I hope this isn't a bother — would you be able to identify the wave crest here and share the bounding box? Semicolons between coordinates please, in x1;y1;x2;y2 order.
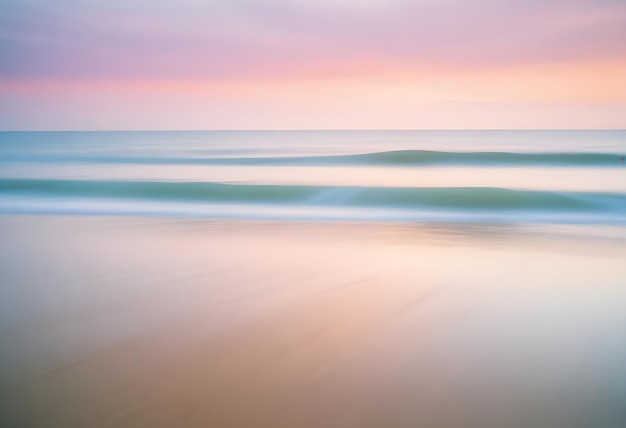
1;179;624;214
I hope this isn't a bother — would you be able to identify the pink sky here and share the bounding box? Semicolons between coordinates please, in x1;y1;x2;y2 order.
1;0;625;130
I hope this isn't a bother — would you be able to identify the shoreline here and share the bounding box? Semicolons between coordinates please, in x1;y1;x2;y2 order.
1;214;625;427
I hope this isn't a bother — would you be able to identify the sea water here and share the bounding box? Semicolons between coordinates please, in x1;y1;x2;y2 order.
0;130;625;224
0;130;625;428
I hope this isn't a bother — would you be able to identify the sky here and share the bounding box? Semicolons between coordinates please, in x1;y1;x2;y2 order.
1;0;625;130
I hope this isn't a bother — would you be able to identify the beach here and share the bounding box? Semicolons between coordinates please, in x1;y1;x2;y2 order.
1;214;625;428
4;0;626;423
1;130;625;427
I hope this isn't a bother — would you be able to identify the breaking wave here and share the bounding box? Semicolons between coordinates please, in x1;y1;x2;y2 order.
1;179;624;214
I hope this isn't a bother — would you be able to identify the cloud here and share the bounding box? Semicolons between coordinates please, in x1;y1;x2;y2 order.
1;0;625;80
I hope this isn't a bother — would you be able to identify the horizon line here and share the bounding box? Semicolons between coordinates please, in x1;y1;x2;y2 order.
2;128;625;133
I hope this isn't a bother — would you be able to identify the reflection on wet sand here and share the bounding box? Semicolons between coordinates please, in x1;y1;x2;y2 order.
1;216;625;428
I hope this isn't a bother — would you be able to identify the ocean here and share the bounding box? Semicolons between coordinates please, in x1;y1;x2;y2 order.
1;130;625;428
1;130;625;223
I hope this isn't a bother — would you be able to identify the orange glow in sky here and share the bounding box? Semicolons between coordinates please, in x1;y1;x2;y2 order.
1;0;625;130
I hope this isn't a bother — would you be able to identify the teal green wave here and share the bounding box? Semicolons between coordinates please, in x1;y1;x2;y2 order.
2;150;624;167
1;179;624;213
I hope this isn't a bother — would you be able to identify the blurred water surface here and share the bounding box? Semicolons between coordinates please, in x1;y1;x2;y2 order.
0;130;625;427
0;130;625;223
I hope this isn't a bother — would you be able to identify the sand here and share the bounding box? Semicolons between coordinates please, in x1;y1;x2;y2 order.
1;215;625;428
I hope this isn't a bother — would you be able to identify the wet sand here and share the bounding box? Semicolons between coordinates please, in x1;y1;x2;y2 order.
1;216;625;428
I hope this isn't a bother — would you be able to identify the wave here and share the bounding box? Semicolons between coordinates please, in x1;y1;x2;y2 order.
1;179;624;214
4;150;624;167
327;150;626;167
